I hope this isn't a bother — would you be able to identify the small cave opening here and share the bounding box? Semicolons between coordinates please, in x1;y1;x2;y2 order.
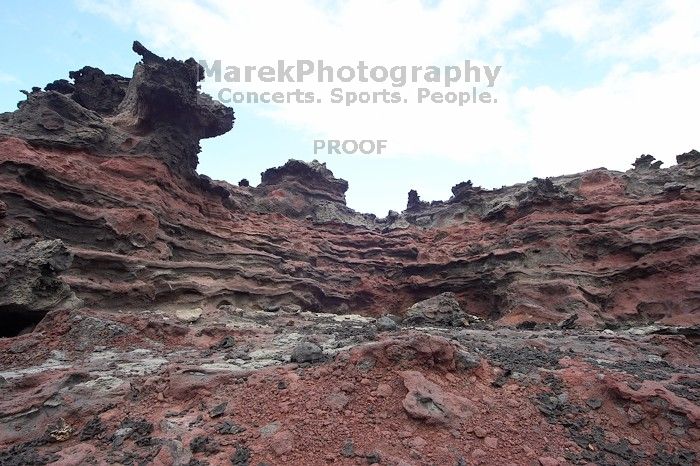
0;305;48;338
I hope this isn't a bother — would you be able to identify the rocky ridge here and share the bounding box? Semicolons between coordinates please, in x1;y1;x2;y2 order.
1;43;698;328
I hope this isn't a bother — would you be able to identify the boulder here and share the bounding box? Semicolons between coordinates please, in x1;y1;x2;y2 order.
375;316;398;332
175;308;202;323
290;341;324;363
403;292;466;327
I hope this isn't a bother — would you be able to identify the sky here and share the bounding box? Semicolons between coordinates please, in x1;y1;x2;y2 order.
1;0;698;215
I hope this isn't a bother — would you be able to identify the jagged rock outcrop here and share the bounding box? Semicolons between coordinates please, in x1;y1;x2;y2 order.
0;42;698;329
214;159;380;225
115;41;234;174
677;149;700;166
259;159;348;203
450;180;480;202
406;189;429;211
67;66;129;115
0;41;233;178
633;154;664;170
253;159;350;218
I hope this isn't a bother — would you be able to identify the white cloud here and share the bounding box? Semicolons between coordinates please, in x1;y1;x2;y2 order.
595;1;700;66
76;0;700;182
515;63;700;173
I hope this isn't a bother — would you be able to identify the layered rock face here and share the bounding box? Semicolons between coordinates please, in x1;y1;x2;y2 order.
0;42;699;466
0;43;699;329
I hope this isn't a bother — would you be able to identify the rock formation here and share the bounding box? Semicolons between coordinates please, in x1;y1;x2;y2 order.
1;42;699;328
0;41;232;179
0;42;698;465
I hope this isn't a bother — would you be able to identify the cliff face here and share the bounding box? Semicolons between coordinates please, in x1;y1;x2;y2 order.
1;43;699;466
0;42;699;330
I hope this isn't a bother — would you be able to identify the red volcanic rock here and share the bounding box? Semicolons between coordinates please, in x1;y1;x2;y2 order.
0;306;697;465
0;131;698;329
347;333;478;372
0;45;698;329
605;376;700;425
259;158;348;204
0;42;699;466
0;40;698;337
400;370;476;425
270;430;295;456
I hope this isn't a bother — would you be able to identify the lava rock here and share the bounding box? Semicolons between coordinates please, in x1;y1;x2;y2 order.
219;421;246;435
406;189;428;210
190;435;219;454
517;321;537;330
559;314;579;330
290;342;324;363
341;440;355;458
209;402;227;418
676;149;700;165
586;398;603;410
80;417;104;441
403;292;467;327
231;444;251;466
633;154;663;170
376;316;398;332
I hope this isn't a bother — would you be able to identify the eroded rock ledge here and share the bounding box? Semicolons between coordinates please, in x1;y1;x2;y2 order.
0;43;698;329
